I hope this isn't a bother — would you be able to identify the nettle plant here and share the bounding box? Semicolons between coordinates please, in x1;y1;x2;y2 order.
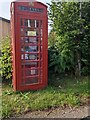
0;36;12;81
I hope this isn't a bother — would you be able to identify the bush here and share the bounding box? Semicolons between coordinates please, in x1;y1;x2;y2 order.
48;36;75;75
0;36;12;81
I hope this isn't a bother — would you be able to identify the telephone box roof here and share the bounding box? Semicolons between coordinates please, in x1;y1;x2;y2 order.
11;0;47;7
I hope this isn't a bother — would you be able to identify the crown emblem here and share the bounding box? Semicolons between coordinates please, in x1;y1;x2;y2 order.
29;2;34;6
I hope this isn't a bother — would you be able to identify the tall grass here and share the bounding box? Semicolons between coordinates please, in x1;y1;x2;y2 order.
2;76;89;118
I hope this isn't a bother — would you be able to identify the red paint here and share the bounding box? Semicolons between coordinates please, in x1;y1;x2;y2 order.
10;1;48;91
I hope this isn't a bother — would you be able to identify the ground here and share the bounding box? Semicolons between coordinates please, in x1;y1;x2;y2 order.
18;105;89;119
2;76;90;119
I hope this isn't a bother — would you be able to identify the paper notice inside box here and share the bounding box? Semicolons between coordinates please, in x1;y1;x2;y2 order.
27;31;36;36
31;69;35;75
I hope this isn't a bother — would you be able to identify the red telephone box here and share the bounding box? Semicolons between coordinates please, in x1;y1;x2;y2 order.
10;0;48;91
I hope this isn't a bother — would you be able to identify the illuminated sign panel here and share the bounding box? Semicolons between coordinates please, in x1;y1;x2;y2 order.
19;6;43;13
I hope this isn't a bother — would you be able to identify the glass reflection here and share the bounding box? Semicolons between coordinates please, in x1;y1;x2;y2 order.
21;46;38;52
21;37;38;44
24;19;28;26
24;19;40;28
25;54;38;60
26;69;38;76
21;28;24;36
26;77;38;84
29;37;38;44
21;54;24;59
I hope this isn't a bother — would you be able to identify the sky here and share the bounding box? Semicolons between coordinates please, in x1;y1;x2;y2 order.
0;0;51;20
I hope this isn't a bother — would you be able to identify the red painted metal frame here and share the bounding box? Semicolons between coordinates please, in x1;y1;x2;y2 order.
10;1;48;91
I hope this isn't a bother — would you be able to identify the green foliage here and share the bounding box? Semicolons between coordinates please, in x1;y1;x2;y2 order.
0;36;12;81
2;76;89;118
48;32;75;74
48;1;90;75
48;31;62;73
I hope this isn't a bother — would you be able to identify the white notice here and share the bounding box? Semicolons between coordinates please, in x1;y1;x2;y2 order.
31;70;35;75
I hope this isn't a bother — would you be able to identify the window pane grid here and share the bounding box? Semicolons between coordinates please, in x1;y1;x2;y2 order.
20;18;43;85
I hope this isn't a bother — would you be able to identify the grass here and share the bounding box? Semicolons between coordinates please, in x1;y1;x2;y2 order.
2;75;90;118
